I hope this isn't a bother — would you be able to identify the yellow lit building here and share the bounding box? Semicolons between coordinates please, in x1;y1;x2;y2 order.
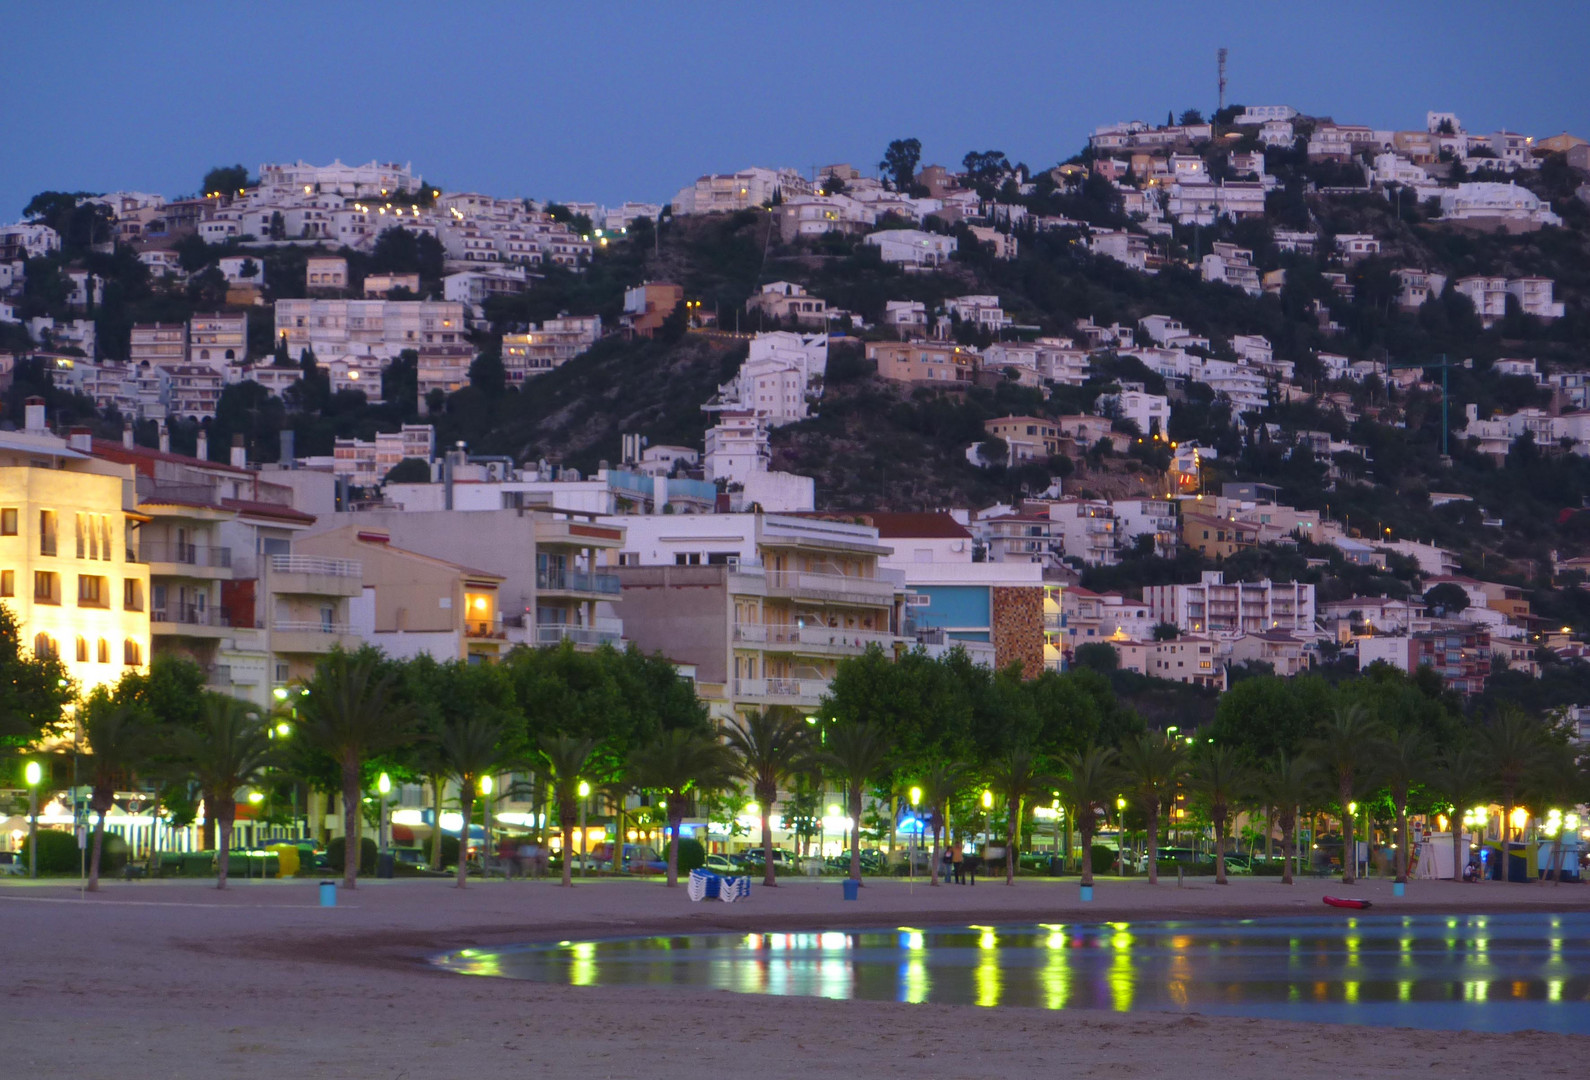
0;403;150;692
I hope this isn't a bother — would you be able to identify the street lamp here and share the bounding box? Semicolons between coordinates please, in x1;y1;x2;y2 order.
479;774;494;876
25;760;42;879
1115;796;1127;875
377;772;392;855
908;786;921;882
577;780;591;877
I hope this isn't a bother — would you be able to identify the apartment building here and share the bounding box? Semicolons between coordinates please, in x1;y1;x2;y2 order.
1181;510;1258;559
0;405;151;693
1097;383;1170;437
330;424;436;487
297;525;507;664
1052;499;1119;566
188;312;247;369
163;365;226;420
316;509;625;650
745;281;829;327
620;281;683;338
1228;631;1310;676
1146;570;1316;637
866;341;978;385
1062;587;1153;661
1358;627;1491;694
608;513;907;717
501;315;601;384
273;298;466;360
1111;498;1178;558
864;229;957;268
130;323;187;369
1143;636;1226;690
672;167;810;215
984;416;1060;462
305;256;349;290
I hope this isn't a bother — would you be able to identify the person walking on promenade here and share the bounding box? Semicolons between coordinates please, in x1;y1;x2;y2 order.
952;840;965;884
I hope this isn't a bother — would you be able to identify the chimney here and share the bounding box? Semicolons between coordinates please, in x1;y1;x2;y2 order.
230;434;247;469
279;428;295;466
122;421;135;449
158;421;170;453
196;430;208;462
68;426;93;453
23;397;46;433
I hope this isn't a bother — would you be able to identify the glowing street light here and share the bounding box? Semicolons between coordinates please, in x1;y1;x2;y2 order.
377;773;392;854
577;780;591;877
25;760;42;879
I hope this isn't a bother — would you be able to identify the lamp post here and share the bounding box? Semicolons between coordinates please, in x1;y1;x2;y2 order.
25;760;42;879
377;772;391;855
1116;796;1127;875
908;785;921;883
479;774;494;877
577;780;590;878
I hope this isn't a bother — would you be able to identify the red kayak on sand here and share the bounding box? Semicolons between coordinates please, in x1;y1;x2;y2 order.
1323;896;1373;909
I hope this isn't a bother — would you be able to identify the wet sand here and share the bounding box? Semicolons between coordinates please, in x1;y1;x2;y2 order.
3;873;1586;1078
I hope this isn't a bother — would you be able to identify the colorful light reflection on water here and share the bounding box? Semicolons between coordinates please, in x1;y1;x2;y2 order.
434;913;1590;1033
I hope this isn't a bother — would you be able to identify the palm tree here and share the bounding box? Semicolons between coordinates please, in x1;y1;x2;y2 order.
1307;703;1385;885
1478;706;1547;881
984;748;1056;885
628;729;736;886
598;776;637;876
171;695;277;890
817;722;892;884
436;716;509;888
296;651;417;889
918;763;967;887
1117;732;1188;884
1055;745;1118;887
1257;752;1316;885
1190;744;1248;885
722;708;815;887
539;734;597;887
78;693;150;892
1427;744;1491;882
1382;728;1431;887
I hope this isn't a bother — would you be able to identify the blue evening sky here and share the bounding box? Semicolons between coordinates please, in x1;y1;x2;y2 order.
5;1;1587;218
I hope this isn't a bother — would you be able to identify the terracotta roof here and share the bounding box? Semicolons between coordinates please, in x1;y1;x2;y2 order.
91;439;251;477
222;497;316;524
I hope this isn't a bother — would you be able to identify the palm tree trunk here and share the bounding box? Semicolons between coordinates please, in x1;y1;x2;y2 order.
1146;807;1160;884
1079;823;1095;887
760;809;776;887
455;788;474;888
1340;783;1356;886
1395;800;1409;885
562;808;575;887
1451;824;1464;883
218;814;232;890
87;808;107;892
1004;800;1017;886
665;811;682;886
341;757;360;890
929;819;942;887
1281;816;1295;885
1499;799;1513;883
429;776;445;871
848;788;861;883
1214;808;1228;885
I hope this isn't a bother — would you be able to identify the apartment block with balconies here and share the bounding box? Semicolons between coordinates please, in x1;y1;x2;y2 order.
609;513;905;717
1146;570;1316;639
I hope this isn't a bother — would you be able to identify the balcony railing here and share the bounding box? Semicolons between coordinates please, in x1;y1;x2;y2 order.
732;623;895;651
534;624;623;648
142;541;232;569
270;555;361;577
466;616;506;639
732;677;826;706
272;620;353;634
152;605;228;627
536;569;622;595
753;569;896;604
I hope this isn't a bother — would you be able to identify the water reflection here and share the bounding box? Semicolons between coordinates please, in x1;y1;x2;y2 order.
433;913;1590;1034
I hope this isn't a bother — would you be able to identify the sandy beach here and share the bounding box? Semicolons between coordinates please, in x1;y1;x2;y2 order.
3;873;1586;1079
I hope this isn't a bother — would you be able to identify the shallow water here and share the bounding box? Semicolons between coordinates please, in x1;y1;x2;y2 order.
434;912;1590;1033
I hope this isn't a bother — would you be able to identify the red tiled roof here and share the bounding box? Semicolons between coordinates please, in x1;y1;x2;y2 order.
91;439;251;477
222;497;316;524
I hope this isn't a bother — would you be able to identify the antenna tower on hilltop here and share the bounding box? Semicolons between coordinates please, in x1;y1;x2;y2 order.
1217;47;1228;112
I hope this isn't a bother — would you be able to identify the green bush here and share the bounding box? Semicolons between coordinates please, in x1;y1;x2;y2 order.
21;829;83;874
327;836;378;874
1090;845;1116;875
676;838;706;874
440;834;460;868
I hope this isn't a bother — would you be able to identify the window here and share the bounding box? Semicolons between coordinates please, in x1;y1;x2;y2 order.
123;638;141;666
0;570;10;597
39;510;56;556
124;579;144;611
34;633;57;659
34;571;59;604
97;638;109;664
76;636;88;662
78;575;106;607
76;513;86;558
674;552;701;566
1;508;15;535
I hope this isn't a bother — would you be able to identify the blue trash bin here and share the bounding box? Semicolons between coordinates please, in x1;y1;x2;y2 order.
319;880;337;907
842;878;859;901
1079;884;1093;902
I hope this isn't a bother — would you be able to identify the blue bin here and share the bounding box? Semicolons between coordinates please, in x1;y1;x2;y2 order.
842;879;859;901
1079;884;1093;902
319;880;337;907
1392;881;1406;897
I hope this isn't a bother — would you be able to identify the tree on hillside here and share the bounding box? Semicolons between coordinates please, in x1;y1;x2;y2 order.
384;457;431;484
880;138;922;192
202;165;250;196
1423;582;1469;615
1179;109;1205;126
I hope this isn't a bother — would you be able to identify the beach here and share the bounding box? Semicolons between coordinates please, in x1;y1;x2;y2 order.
3;873;1586;1079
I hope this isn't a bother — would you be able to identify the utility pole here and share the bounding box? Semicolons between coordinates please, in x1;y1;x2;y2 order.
1388;353;1460;458
1217;48;1228;113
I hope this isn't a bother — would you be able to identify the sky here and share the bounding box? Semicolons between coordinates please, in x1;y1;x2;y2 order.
5;1;1589;219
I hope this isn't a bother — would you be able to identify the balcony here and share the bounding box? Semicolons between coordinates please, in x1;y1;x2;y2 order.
465;616;507;640
269;555;363;598
536;568;622;597
534;624;623;649
143;541;232;579
1042;611;1064;631
731;677;826;708
753;569;896;607
151;605;231;637
732;623;896;656
271;620;361;655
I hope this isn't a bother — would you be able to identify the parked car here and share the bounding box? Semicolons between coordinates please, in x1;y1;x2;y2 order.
0;851;25;876
703;855;738;874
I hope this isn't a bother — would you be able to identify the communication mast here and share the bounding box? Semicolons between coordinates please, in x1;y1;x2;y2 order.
1217;47;1228;112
